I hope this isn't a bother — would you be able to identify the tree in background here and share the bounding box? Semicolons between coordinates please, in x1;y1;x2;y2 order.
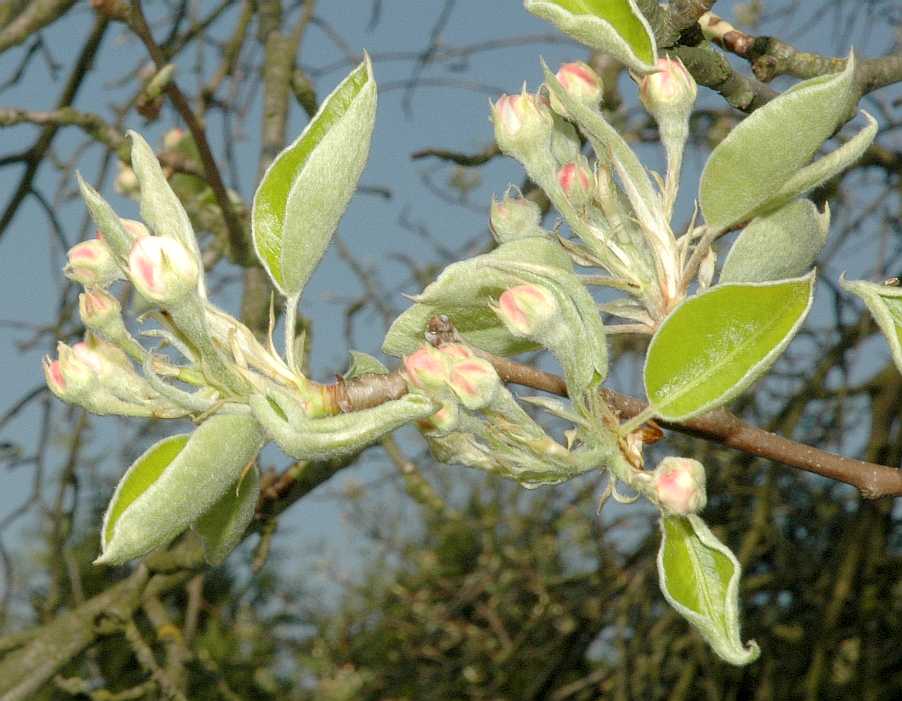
1;1;902;699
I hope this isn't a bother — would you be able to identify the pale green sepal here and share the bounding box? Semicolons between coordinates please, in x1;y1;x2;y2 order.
720;199;829;284
658;515;760;665
252;55;376;297
97;414;265;565
645;272;815;421
382;237;571;357
194;465;260;565
840;276;902;377
525;0;656;73
343;351;389;379
542;60;658;220
127;131;204;292
761;112;877;216
699;55;858;231
249;387;435;461
75;172;133;264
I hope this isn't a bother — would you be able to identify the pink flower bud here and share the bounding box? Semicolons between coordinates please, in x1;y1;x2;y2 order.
489;193;542;241
79;289;121;331
438;343;474;361
64;239;121;287
557;160;594;207
549;61;603;116
43;358;68;398
418;400;460;434
491;91;553;156
447;358;500;410
47;342;98;397
127;236;199;305
640;57;697;115
403;345;451;391
653;456;707;515
496;284;559;337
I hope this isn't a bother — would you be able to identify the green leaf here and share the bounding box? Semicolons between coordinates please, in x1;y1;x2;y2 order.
101;435;189;551
841;276;902;376
76;173;133;264
700;56;858;231
525;0;656;72
343;351;389;379
763;112;877;212
645;272;814;421
252;55;377;298
128;131;203;278
194;465;260;565
720;199;829;284
98;414;265;565
658;515;760;665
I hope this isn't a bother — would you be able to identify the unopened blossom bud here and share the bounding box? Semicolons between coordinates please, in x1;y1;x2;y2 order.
403;345;451;391
127;236;199;305
557;160;594;207
490;192;543;242
438;343;474;361
163;127;186;151
65;239;121;287
79;289;121;330
496;284;559;337
417;400;460;434
653;456;707;515
491;91;554;158
47;342;98;398
447;357;500;410
549;61;603;116
639;57;697;121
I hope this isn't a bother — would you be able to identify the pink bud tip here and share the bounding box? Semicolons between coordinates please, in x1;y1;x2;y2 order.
557;162;592;199
403;346;450;390
496;284;558;337
48;359;65;391
654;457;706;515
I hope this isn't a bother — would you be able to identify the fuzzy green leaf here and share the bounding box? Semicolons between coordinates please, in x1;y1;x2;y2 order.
720;199;829;284
98;414;265;565
700;56;858;231
525;0;656;72
645;272;814;421
763;112;877;212
343;351;389;379
841;277;902;377
658;515;760;665
252;55;376;297
194;465;260;565
76;173;133;264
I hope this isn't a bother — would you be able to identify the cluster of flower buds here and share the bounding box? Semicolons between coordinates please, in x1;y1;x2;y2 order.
652;456;707;515
403;342;502;426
